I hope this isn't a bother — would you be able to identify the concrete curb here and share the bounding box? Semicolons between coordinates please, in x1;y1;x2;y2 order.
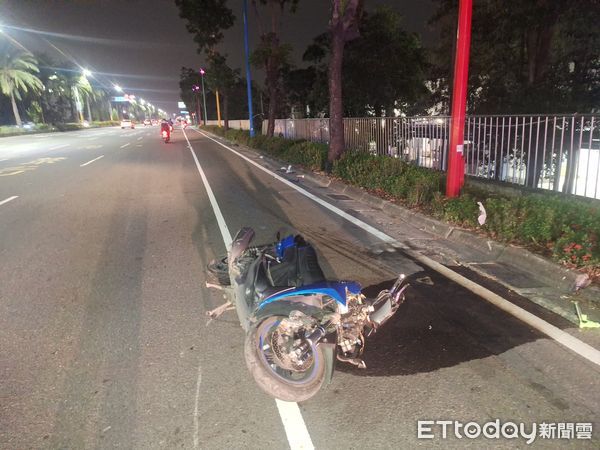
196;128;600;318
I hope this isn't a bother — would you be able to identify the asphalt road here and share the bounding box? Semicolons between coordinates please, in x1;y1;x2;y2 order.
0;126;598;449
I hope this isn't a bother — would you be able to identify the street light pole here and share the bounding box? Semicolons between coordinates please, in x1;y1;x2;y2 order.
243;0;255;137
200;69;207;126
192;85;202;125
215;90;222;127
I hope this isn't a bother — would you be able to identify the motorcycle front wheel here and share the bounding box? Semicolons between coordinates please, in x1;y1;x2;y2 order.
244;315;326;402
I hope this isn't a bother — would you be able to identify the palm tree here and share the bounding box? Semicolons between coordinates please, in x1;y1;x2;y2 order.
0;41;44;126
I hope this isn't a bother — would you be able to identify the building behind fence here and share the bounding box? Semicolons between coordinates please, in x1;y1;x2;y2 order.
205;119;250;130
263;115;600;200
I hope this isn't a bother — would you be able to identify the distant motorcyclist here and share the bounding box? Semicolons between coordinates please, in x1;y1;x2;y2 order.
160;119;171;142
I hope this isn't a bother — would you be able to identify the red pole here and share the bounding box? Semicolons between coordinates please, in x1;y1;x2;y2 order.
446;0;473;197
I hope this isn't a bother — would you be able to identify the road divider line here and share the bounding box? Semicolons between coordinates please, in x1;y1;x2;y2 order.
192;128;600;368
50;144;70;150
80;155;104;167
0;196;18;207
192;363;202;449
120;143;130;149
137;137;143;141
182;129;315;450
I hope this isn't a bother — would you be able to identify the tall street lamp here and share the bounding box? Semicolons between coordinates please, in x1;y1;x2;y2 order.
112;85;124;119
243;0;255;136
199;68;207;126
192;85;202;125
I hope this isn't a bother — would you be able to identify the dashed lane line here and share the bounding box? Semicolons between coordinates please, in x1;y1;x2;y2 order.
80;155;104;167
0;196;18;207
120;143;130;149
50;144;70;150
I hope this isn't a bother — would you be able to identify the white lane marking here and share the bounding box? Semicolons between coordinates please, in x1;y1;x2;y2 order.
0;196;18;206
80;155;104;167
50;144;70;150
120;143;130;149
275;400;315;450
192;129;600;368
0;158;10;162
183;132;232;248
88;137;99;141
192;363;202;449
137;137;143;141
183;130;314;450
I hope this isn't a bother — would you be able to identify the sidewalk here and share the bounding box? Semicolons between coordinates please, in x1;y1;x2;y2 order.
198;128;600;328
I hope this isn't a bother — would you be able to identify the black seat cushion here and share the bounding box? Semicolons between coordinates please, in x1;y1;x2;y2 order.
268;243;325;288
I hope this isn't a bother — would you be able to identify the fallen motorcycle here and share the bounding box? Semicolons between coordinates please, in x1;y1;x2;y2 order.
207;227;409;402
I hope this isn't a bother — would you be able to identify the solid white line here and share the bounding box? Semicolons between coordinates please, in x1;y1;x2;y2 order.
0;196;18;206
50;144;70;150
182;129;314;450
80;155;104;167
120;143;130;149
192;363;202;449
275;400;315;450
192;128;600;368
182;131;232;248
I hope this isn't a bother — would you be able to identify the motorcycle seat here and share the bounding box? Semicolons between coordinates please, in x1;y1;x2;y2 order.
251;237;326;304
269;242;325;287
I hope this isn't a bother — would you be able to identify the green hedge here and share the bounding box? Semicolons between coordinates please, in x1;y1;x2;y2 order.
202;125;328;171
200;125;600;270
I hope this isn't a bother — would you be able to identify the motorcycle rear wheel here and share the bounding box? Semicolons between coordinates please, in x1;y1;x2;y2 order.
244;315;326;402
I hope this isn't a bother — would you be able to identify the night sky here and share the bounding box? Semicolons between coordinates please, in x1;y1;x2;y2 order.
0;0;436;114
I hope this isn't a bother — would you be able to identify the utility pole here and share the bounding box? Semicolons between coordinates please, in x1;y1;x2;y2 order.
216;90;222;127
243;0;255;136
200;68;208;126
196;92;201;124
446;0;473;197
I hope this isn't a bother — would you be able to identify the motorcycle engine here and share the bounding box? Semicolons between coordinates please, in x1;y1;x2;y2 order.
338;292;370;359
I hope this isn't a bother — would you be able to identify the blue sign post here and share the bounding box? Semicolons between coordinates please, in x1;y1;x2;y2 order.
243;0;255;137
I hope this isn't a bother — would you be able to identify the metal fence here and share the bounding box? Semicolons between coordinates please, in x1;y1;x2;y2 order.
265;115;600;200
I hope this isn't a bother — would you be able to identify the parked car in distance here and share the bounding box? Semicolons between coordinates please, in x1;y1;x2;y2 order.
144;119;151;126
121;119;134;129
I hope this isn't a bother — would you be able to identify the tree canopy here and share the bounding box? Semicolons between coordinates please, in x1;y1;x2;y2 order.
174;0;235;53
283;7;429;118
0;40;44;126
430;0;600;114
